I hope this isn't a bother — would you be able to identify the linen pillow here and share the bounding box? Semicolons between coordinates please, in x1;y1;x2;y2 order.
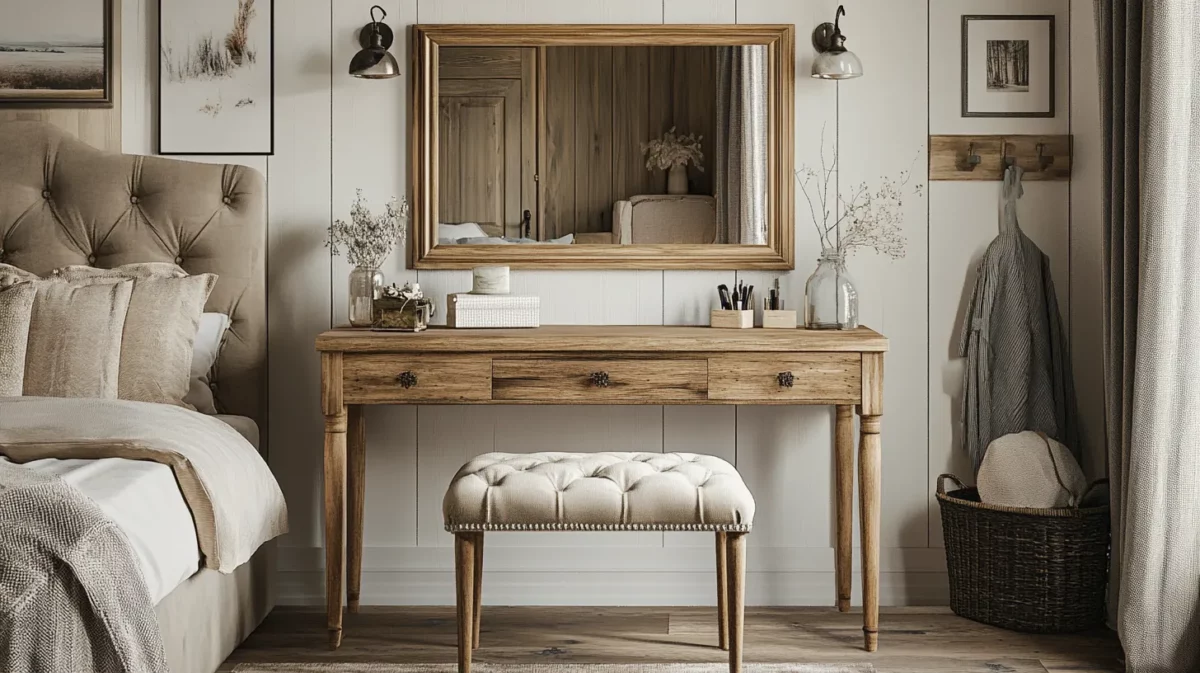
185;312;232;414
23;280;134;399
0;282;37;396
54;264;217;408
0;263;37;287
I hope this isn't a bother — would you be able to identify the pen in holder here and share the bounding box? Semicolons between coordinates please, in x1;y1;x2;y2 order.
712;281;755;328
760;278;796;329
711;309;754;329
762;309;797;329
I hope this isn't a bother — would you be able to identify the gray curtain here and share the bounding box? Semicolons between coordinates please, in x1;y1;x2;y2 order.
1097;1;1200;670
714;45;768;245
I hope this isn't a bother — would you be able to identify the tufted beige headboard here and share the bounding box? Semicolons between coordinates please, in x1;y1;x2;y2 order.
0;121;267;430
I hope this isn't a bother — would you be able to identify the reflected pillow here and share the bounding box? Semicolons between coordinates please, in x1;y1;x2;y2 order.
438;222;489;243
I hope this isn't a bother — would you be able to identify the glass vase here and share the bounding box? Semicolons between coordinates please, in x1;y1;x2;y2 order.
348;265;384;327
804;248;858;330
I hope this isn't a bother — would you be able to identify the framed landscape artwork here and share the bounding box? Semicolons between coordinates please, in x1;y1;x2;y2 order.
0;0;113;108
158;0;274;155
961;15;1055;118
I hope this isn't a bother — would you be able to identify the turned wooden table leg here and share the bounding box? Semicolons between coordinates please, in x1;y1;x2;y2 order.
858;413;881;652
858;352;883;653
716;531;729;651
322;352;347;650
346;405;366;613
834;405;855;613
323;408;347;649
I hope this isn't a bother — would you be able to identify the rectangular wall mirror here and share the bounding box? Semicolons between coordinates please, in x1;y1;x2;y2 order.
411;25;795;269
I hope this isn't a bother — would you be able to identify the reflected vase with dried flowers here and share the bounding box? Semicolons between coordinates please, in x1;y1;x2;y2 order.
642;126;704;195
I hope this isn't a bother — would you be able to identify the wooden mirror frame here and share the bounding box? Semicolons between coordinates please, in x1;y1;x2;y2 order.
410;24;795;270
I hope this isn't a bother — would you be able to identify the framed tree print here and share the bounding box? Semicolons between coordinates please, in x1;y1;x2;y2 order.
158;0;274;155
0;0;113;108
961;15;1055;118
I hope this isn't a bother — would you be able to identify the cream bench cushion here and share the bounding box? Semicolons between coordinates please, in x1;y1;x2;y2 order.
443;452;754;532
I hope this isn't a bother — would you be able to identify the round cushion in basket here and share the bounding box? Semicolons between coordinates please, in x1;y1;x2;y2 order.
977;431;1086;509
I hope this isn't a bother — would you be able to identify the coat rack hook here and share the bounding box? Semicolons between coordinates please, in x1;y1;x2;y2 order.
1001;142;1015;169
961;143;982;171
1036;143;1054;171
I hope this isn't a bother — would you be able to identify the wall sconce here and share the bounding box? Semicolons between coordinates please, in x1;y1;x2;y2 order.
811;5;863;80
349;5;400;79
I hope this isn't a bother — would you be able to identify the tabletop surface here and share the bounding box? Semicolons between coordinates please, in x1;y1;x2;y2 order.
317;325;888;353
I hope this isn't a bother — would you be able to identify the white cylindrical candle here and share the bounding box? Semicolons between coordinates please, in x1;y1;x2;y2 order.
472;265;510;294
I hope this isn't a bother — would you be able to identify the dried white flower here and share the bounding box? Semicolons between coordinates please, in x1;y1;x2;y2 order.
796;128;923;260
327;189;410;269
641;126;705;173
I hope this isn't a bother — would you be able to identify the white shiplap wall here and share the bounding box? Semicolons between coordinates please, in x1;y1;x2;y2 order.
120;0;1103;606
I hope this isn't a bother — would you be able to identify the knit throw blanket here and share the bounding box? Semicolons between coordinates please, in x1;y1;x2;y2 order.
0;461;167;673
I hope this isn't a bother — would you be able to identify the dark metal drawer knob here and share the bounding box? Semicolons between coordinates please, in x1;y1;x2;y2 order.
397;371;418;389
590;371;611;388
777;371;795;388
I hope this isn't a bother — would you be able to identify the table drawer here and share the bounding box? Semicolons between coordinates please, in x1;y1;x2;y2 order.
493;359;708;402
343;354;492;403
708;354;861;403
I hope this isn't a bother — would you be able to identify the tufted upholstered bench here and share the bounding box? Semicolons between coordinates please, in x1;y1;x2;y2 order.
443;452;756;673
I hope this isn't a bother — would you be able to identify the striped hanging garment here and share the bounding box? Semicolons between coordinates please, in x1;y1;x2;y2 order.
959;166;1078;472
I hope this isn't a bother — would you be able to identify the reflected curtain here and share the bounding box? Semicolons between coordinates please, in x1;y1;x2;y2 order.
714;46;768;245
1097;1;1200;670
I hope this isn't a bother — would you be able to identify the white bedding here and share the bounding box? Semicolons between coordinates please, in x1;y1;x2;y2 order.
0;413;262;604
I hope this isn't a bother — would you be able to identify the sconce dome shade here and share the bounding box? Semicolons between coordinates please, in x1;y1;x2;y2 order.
350;46;400;78
811;49;863;79
349;11;399;79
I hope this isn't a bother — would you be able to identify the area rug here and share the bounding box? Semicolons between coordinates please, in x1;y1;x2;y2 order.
234;664;875;672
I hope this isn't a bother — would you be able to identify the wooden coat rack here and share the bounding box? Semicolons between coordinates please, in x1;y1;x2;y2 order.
929;135;1073;181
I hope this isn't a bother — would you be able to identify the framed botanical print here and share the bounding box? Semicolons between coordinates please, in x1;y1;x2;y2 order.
158;0;274;155
0;0;113;108
961;15;1055;118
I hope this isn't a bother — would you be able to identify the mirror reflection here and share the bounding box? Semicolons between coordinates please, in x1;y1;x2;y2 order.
437;44;769;246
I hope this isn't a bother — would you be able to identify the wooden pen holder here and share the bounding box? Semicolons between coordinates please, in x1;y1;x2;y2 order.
762;309;797;329
711;309;754;329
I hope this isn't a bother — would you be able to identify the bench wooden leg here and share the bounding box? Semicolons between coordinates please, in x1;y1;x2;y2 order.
725;532;746;673
472;532;484;649
455;533;476;673
716;532;729;650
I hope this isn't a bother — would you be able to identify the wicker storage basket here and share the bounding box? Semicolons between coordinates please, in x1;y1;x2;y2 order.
936;474;1110;633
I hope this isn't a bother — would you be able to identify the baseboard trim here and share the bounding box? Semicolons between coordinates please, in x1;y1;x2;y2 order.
277;569;950;607
276;545;949;573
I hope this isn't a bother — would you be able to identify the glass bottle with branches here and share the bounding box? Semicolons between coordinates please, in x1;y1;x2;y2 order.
795;132;922;329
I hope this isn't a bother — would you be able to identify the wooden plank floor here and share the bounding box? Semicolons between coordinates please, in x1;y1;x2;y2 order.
221;607;1121;673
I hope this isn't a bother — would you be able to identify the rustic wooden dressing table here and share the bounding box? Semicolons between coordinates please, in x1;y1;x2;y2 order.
316;325;887;652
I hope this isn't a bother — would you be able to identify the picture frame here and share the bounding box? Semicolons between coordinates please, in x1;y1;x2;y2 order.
0;0;113;108
158;0;274;155
961;14;1055;119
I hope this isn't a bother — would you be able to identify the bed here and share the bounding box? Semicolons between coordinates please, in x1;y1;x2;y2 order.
0;121;274;673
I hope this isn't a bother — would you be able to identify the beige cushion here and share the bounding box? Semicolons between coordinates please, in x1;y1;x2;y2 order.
54;263;216;407
620;194;717;244
977;430;1088;508
443;452;755;532
0;283;37;395
23;279;134;398
0;263;36;287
